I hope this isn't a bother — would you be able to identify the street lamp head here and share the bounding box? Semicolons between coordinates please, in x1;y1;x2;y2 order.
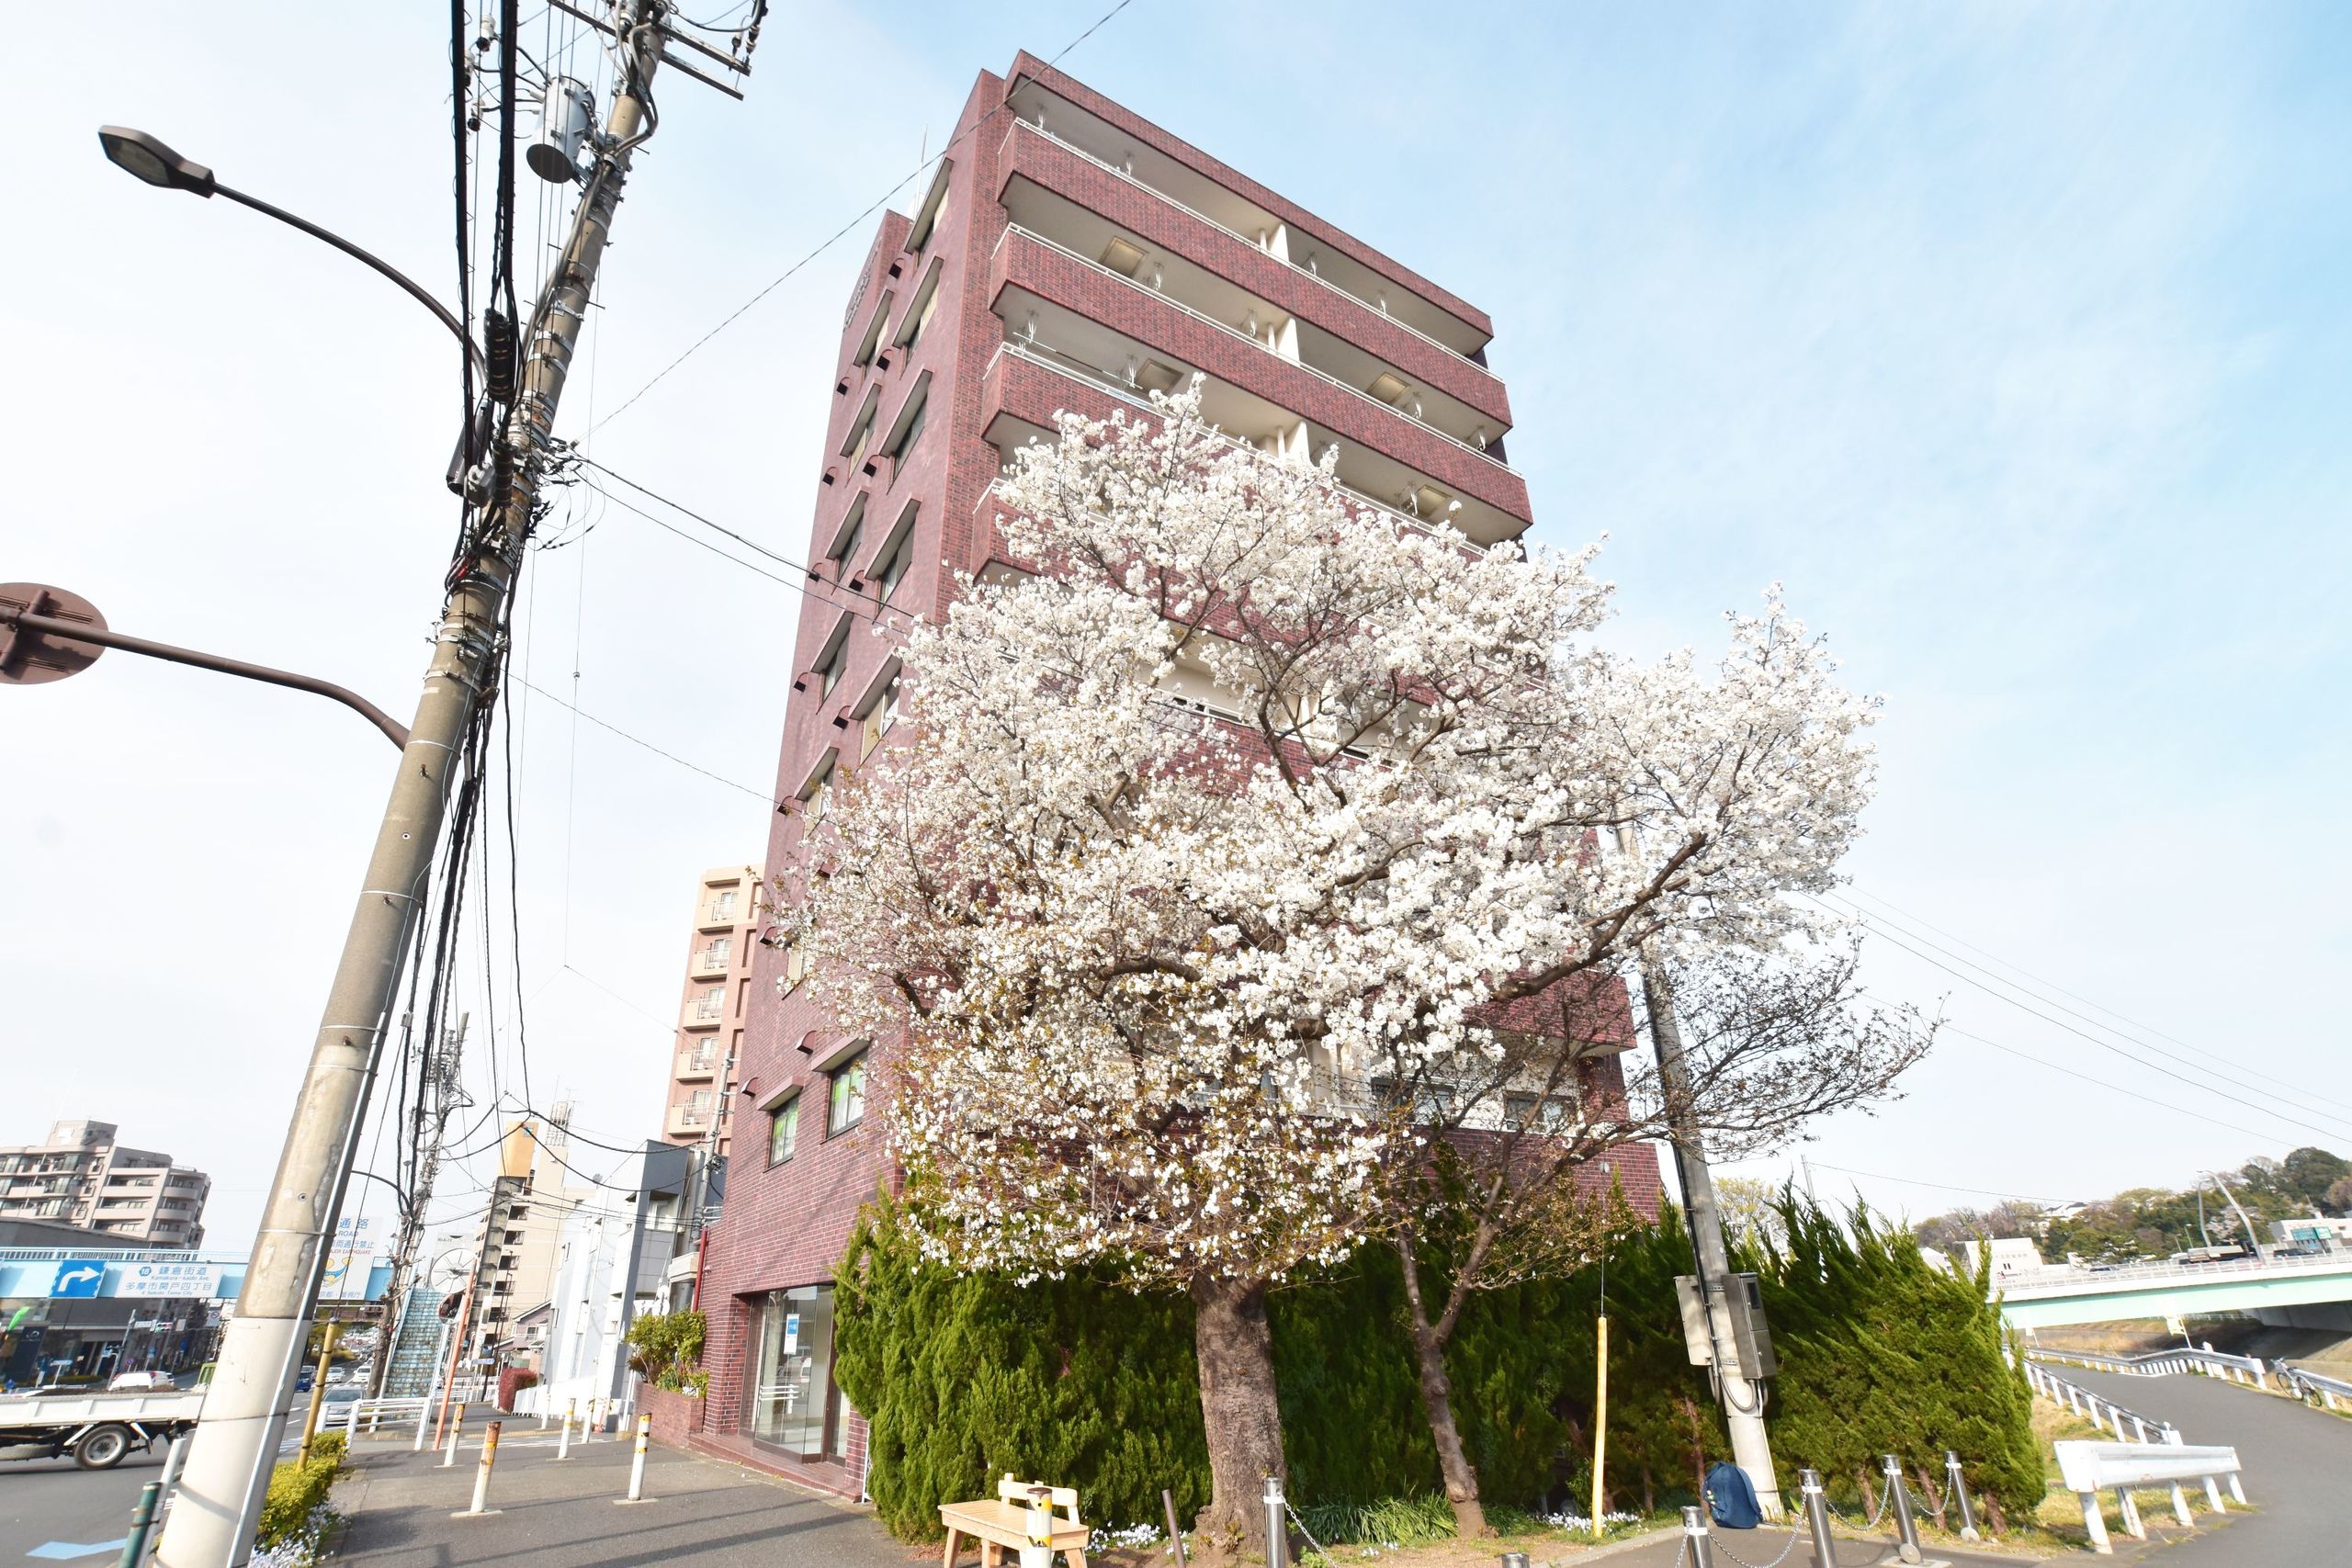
96;126;215;197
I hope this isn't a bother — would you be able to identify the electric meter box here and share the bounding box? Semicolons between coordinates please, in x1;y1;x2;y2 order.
1673;1272;1778;1379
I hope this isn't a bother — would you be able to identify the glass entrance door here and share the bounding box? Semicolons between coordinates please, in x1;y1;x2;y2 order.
749;1285;837;1456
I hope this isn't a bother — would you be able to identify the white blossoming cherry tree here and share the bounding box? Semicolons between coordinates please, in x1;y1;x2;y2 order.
778;390;1883;1558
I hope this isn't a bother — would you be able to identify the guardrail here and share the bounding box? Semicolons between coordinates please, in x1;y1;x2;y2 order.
2030;1345;2273;1387
2052;1439;2245;1554
2023;1360;2178;1442
336;1395;430;1438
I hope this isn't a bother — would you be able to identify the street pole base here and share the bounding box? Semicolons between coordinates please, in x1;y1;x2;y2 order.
452;1509;504;1519
614;1497;658;1506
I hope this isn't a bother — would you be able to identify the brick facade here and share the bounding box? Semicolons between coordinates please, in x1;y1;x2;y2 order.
697;51;1662;1501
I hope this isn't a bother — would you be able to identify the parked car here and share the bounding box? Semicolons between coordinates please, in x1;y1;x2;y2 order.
107;1371;171;1392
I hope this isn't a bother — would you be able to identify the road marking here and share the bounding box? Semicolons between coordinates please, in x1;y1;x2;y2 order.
28;1543;129;1562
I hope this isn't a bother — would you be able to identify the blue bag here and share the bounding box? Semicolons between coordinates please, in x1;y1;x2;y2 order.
1705;1461;1763;1529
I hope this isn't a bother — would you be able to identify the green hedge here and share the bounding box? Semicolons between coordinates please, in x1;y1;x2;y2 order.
832;1190;2041;1538
257;1430;345;1548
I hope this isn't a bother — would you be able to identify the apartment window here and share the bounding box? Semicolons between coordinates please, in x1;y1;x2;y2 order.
712;888;738;919
840;385;880;465
894;256;944;352
880;375;930;466
851;289;894;367
1502;1095;1575;1134
696;986;725;1020
810;615;852;698
829;494;867;576
702;935;732;968
766;1096;800;1167
858;674;901;760
802;757;835;825
904;159;953;254
870;501;917;603
827;1052;866;1135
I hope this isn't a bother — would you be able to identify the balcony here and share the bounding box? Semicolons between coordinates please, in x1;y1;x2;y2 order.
980;333;1529;550
993;222;1517;484
1000;85;1494;363
999;130;1511;430
674;1048;720;1083
688;943;730;978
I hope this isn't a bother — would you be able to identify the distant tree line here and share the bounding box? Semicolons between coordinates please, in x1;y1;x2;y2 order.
1909;1146;2351;1262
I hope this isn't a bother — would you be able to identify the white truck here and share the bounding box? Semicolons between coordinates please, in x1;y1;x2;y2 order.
0;1385;208;1469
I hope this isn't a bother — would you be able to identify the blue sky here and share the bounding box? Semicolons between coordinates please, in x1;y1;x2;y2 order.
5;3;2346;1243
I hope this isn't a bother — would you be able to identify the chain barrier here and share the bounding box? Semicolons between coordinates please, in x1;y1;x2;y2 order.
1671;1537;1690;1568
1281;1496;1335;1566
1710;1517;1806;1568
1827;1485;1890;1531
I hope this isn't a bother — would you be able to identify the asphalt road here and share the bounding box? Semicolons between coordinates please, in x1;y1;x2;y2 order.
0;1447;170;1562
2063;1364;2351;1565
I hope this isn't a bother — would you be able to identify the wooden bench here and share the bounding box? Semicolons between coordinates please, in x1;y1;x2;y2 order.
939;1475;1089;1567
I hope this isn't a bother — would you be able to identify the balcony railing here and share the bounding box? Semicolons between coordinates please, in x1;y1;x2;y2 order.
1004;118;1499;380
995;222;1516;477
984;339;1491;554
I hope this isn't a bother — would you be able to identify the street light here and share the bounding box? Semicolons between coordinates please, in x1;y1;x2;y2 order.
96;124;482;373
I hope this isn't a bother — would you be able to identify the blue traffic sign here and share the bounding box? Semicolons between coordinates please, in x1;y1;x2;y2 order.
50;1259;107;1298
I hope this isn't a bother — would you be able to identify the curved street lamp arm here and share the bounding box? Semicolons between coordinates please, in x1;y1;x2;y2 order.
2;607;410;749
215;182;486;376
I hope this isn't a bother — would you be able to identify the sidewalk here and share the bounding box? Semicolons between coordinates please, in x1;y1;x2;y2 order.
325;1415;910;1568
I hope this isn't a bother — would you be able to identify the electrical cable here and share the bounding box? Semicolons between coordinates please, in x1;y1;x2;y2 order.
1827;898;2352;1144
1942;1022;2321;1148
1795;1160;2067;1206
585;0;1146;434
516;675;782;808
1837;887;2352;1120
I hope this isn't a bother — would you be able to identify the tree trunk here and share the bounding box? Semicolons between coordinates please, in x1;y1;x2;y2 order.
1191;1273;1285;1562
1408;1316;1488;1537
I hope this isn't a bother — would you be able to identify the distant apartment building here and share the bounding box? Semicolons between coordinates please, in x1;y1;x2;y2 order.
468;1114;593;1373
0;1119;210;1248
661;865;763;1157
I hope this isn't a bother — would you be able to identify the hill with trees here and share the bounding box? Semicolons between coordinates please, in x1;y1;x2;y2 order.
1911;1147;2349;1262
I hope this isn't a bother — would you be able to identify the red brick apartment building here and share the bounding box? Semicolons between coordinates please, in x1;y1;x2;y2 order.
693;51;1663;1496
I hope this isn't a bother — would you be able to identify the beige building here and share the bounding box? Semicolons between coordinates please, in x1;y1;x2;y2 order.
0;1120;209;1247
470;1113;593;1369
661;864;763;1156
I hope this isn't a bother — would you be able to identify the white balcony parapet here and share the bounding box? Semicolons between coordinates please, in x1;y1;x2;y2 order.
984;339;1496;556
993;220;1517;476
1001;118;1502;383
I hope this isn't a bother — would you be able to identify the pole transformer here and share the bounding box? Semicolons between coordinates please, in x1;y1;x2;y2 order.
154;15;664;1563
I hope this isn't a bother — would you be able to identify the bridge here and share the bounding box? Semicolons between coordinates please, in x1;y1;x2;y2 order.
1996;1249;2352;1332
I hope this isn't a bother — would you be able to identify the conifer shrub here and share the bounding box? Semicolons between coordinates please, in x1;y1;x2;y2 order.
831;1190;2042;1537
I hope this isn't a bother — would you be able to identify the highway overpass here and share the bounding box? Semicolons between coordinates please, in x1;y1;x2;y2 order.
1997;1250;2352;1332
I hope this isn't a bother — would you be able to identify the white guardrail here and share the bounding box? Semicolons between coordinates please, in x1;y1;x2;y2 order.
2052;1440;2245;1554
2022;1359;2247;1554
2030;1345;2270;1383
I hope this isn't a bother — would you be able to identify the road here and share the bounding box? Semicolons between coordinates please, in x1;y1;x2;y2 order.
2063;1364;2352;1565
1;1448;168;1562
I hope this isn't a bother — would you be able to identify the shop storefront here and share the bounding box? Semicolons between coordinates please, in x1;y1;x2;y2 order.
744;1284;849;1461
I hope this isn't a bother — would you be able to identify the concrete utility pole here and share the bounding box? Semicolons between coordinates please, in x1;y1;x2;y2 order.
154;17;666;1565
1614;830;1782;1518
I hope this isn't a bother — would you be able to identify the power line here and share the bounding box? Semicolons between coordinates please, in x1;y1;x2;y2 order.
1797;1160;2068;1207
516;676;781;808
1839;887;2352;1119
1832;899;2352;1145
585;0;1144;433
1943;1021;2317;1150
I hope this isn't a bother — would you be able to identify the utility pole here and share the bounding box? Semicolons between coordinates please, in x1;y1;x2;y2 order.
153;15;672;1564
1614;831;1782;1518
370;1014;469;1400
2207;1170;2266;1258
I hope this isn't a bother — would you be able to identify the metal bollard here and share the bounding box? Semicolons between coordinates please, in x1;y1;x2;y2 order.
1262;1475;1287;1568
556;1401;575;1461
457;1420;502;1517
413;1393;433;1452
441;1402;467;1467
1883;1456;1923;1564
1944;1451;1980;1541
1800;1469;1838;1563
617;1413;652;1504
344;1395;362;1442
114;1479;163;1568
1679;1506;1716;1568
540;1394;550;1429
